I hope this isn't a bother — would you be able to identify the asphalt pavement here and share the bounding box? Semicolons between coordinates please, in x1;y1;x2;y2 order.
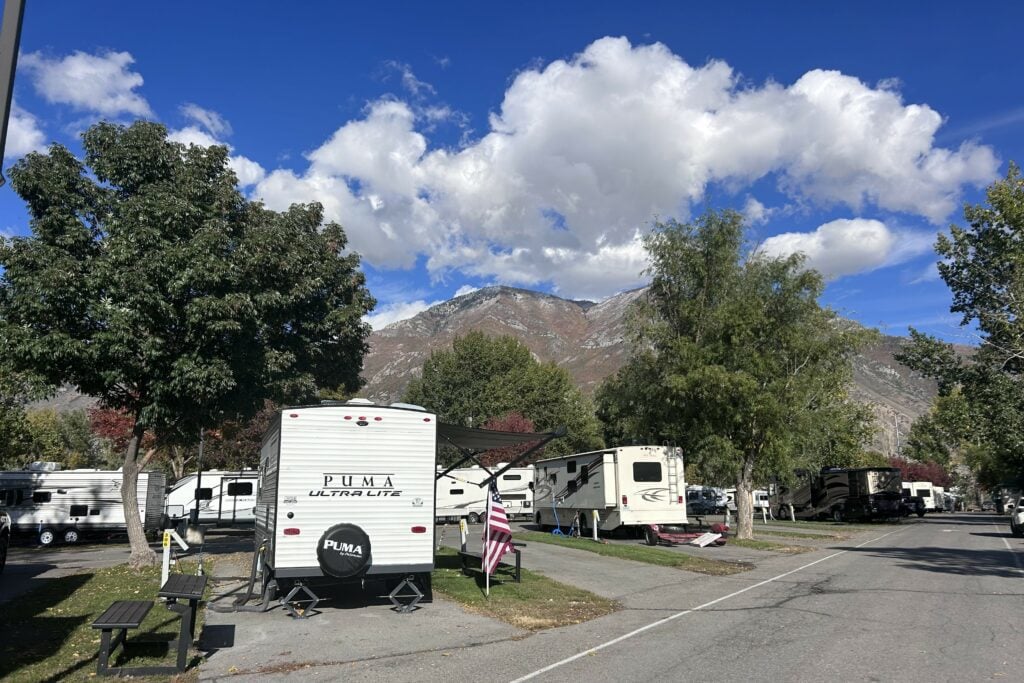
196;513;1024;682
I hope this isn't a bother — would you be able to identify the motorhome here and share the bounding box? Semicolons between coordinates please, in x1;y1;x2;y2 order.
532;445;687;544
435;465;533;523
0;464;166;545
255;401;439;601
774;467;902;522
907;481;936;512
164;469;258;527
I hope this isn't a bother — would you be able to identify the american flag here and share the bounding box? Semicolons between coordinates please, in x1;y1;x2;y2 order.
482;481;514;575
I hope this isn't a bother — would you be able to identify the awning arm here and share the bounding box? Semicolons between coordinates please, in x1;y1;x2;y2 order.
478;426;566;488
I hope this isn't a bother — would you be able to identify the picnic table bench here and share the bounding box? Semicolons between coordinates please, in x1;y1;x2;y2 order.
91;573;208;676
458;542;525;583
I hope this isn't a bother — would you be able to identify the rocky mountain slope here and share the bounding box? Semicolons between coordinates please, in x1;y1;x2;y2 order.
361;285;944;453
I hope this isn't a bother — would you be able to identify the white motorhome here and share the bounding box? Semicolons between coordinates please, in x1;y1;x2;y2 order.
724;488;770;513
532;445;687;542
908;481;936;511
435;464;534;523
255;401;438;598
0;465;166;545
164;469;258;526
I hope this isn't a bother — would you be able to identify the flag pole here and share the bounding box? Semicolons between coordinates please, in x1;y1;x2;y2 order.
484;491;490;598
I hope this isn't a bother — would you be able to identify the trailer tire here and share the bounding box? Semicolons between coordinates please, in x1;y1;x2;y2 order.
63;528;80;544
38;528;56;547
644;526;659;546
1012;523;1024;538
832;509;843;523
0;533;8;574
916;510;925;518
578;513;589;538
777;506;789;521
468;512;481;525
316;523;372;579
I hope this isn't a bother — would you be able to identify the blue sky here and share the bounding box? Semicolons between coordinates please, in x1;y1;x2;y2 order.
3;2;1022;341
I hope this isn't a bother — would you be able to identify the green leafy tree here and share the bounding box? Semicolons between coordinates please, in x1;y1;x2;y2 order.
0;364;48;469
403;331;603;461
597;210;875;539
897;164;1024;489
0;121;374;566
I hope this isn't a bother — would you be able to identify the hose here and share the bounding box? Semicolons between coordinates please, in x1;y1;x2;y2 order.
208;542;276;613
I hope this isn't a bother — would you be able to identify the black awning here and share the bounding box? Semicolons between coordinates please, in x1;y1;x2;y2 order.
437;423;561;453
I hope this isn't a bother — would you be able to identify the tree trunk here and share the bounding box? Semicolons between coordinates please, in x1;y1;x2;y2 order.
123;423;157;568
736;456;756;540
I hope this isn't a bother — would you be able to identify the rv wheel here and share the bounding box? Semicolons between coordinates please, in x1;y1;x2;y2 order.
777;507;789;521
644;526;659;546
467;512;481;525
38;528;56;546
916;510;925;518
832;509;843;523
63;528;80;544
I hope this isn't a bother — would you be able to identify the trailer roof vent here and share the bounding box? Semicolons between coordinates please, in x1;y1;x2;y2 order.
390;401;427;411
345;398;375;406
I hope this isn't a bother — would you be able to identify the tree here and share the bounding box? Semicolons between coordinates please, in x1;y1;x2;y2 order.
403;331;603;460
0;364;46;469
597;210;875;539
0;121;374;566
897;164;1024;489
477;412;537;468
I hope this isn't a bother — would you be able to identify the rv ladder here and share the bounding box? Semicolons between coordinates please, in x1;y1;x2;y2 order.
667;452;681;503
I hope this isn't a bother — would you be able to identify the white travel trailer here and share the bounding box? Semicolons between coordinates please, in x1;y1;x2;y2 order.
255;401;439;599
164;470;258;526
0;465;166;545
908;481;937;511
724;488;770;513
435;464;534;522
532;445;687;542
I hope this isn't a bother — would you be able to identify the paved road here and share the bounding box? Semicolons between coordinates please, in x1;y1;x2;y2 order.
213;513;1024;682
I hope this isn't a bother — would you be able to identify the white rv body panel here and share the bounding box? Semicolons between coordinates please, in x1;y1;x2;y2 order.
532;445;687;530
164;470;258;525
256;404;437;579
0;470;166;534
435;465;534;520
910;481;936;511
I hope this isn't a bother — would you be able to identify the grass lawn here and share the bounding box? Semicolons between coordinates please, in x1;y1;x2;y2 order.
432;547;618;630
754;529;848;541
514;531;753;575
0;561;208;683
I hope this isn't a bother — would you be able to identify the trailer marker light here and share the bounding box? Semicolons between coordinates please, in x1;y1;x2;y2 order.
344;415;352;420
411;526;427;533
678;495;683;504
622;495;628;505
374;416;383;421
423;417;432;422
289;413;299;418
283;528;301;535
358;416;366;421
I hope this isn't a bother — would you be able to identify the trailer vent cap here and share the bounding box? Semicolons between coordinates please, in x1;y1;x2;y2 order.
316;523;372;578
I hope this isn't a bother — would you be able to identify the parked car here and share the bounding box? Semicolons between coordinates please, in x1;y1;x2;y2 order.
0;509;10;574
900;495;926;518
1011;506;1024;538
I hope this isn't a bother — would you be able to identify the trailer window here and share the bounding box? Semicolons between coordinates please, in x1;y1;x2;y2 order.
567;480;577;494
503;494;527;500
33;491;51;503
70;504;88;517
89;508;99;515
633;463;662;482
581;465;589;484
502;474;522;481
567;461;577;474
918;489;931;497
195;487;213;501
449;488;464;495
227;482;253;496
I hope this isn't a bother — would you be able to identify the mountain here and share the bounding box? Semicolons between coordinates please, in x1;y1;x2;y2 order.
361;285;943;453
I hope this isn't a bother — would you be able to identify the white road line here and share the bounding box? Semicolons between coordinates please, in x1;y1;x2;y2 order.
996;524;1024;573
509;527;905;683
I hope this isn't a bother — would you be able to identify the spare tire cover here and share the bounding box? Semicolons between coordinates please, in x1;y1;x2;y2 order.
316;523;372;578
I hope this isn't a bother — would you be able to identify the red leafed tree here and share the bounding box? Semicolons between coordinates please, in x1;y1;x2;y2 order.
478;412;538;468
89;407;156;455
888;457;951;487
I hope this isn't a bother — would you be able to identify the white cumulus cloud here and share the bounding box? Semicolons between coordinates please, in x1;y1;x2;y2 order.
758;218;933;279
364;298;443;330
21;50;152;117
4;104;46;159
168;113;265;188
251;36;998;300
180;103;231;137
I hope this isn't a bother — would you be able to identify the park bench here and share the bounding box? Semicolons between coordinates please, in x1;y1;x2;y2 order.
91;600;154;676
458;542;525;583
